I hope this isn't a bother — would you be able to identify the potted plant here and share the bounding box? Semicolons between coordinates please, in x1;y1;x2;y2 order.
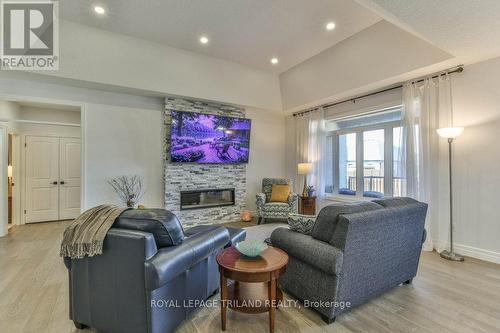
108;175;145;208
306;185;316;197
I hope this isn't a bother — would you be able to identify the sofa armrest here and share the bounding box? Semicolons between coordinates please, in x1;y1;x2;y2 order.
63;228;158;271
256;193;267;209
271;228;343;276
144;227;230;290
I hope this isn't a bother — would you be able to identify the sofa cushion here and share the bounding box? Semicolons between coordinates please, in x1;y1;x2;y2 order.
373;197;419;208
261;202;290;212
311;202;382;243
114;209;184;248
287;213;316;235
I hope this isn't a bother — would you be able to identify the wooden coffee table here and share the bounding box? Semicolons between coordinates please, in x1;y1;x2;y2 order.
217;246;289;333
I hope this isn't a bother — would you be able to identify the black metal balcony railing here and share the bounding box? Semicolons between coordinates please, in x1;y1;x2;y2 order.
345;176;405;197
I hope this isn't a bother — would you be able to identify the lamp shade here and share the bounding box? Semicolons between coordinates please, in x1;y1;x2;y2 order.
297;163;312;175
436;127;464;139
7;165;12;178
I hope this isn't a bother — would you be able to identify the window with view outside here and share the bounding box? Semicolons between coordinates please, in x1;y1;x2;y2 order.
338;133;356;195
325;106;404;198
363;129;384;196
324;136;334;193
393;126;406;197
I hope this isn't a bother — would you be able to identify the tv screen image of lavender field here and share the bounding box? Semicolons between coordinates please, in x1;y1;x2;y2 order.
170;111;252;164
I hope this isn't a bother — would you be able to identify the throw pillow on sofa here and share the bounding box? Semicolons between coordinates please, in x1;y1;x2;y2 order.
288;213;316;235
270;184;291;202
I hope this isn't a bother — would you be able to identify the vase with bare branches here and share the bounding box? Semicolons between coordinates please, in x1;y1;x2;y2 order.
107;175;145;208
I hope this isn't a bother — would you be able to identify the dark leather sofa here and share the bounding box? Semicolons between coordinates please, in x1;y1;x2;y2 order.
63;209;245;333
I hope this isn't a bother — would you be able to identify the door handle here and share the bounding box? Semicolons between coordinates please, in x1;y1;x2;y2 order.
52;181;58;185
60;181;65;185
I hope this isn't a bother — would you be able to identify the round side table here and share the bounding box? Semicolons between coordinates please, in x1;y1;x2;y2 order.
216;246;289;333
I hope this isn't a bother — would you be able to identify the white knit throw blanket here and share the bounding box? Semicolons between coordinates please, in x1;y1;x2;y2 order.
60;205;129;259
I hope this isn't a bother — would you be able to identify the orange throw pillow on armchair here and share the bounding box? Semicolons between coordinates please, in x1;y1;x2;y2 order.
270;184;291;203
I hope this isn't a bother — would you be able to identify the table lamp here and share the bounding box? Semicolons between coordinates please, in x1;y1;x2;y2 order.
298;163;312;197
436;126;464;262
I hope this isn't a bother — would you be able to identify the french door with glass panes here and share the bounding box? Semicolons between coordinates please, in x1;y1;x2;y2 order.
327;122;404;198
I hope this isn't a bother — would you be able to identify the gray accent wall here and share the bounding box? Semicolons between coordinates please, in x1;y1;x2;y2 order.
164;97;246;227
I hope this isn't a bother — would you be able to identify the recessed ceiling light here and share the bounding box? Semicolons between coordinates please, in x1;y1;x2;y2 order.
94;6;106;15
270;57;279;65
199;36;209;44
326;22;336;31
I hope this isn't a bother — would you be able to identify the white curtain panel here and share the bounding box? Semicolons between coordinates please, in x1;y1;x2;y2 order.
294;108;326;198
401;74;453;251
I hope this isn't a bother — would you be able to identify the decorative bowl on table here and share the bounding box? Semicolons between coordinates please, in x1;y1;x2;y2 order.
235;240;268;258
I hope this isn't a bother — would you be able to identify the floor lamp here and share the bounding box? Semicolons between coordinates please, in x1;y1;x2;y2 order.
437;127;464;262
297;163;312;197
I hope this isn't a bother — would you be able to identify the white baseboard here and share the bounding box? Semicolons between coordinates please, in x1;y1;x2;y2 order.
453;243;500;264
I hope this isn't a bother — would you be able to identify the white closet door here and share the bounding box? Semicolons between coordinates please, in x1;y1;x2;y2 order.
59;137;81;220
25;136;59;223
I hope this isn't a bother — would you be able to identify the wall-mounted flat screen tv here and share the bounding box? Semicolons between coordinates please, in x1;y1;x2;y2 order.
170;111;252;164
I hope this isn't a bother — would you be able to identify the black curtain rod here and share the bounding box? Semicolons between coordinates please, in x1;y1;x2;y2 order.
293;66;464;117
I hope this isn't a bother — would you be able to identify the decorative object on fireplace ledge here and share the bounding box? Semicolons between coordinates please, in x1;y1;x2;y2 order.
107;175;145;208
241;210;252;222
298;163;312;197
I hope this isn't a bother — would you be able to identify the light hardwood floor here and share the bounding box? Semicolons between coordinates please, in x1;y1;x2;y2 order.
1;221;499;333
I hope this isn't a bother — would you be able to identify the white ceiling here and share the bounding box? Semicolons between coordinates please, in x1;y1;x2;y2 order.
60;0;381;73
355;0;500;65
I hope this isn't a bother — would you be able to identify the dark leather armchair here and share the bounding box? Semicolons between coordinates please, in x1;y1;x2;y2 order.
63;209;243;333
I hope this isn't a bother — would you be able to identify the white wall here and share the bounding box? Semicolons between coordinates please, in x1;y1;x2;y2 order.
84;104;164;209
0;101;20;122
280;21;452;111
41;20;282;111
15;123;80;138
19;106;80;125
450;56;500;262
245;108;287;212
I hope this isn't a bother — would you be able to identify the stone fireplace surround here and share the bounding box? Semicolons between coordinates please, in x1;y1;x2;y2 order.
164;97;246;227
